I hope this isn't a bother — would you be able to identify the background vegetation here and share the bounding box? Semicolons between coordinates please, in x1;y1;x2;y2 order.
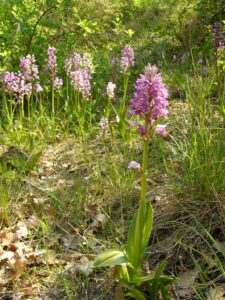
0;0;224;299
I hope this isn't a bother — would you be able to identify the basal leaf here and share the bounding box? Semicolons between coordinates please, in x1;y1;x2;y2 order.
92;249;128;268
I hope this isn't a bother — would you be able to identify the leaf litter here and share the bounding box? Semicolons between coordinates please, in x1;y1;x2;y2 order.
1;123;224;298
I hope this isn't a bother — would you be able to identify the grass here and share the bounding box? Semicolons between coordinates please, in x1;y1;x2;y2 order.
0;58;224;299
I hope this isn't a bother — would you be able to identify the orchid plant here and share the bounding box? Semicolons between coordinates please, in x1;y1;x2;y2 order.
48;47;63;119
117;45;135;137
93;64;175;299
64;51;93;133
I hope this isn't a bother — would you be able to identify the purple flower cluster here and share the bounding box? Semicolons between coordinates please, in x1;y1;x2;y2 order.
47;47;63;91
3;53;43;104
99;118;109;135
65;52;93;99
54;77;63;91
82;53;94;75
47;47;57;75
65;52;94;76
20;54;39;81
3;52;44;104
71;69;91;99
3;72;31;104
35;83;43;93
155;124;167;138
213;22;224;52
121;45;135;73
64;52;82;76
3;72;16;94
128;160;141;170
106;82;116;99
129;64;169;137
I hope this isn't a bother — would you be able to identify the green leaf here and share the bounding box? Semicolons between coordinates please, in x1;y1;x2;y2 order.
92;249;128;268
131;274;154;286
150;260;167;300
160;283;171;300
131;274;176;287
116;264;131;283
141;202;153;255
125;285;147;300
127;202;153;270
127;210;142;269
127;29;135;37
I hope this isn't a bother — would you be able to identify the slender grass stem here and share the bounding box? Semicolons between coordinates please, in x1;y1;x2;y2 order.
51;79;55;120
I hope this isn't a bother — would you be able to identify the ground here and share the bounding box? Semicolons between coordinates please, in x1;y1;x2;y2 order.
0;101;224;299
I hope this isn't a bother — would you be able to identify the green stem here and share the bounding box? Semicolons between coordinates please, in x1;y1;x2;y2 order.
66;75;69;112
121;74;129;113
3;89;10;124
106;96;111;119
51;78;55;119
39;93;43;113
28;96;31;120
138;129;149;247
9;94;13;125
140;137;149;204
131;120;150;270
20;97;24;121
56;93;59;114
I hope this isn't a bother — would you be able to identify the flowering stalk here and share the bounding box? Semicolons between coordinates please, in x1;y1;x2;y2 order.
66;75;69;112
20;96;24;120
19;54;39;119
120;45;135;114
106;82;116;119
28;96;31;119
93;65;172;296
47;47;57;119
51;77;55;118
93;64;174;298
9;94;13;124
2;87;11;125
2;72;15;124
121;74;129;112
128;64;169;270
118;45;135;135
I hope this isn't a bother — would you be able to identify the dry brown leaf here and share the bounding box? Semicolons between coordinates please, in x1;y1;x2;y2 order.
25;214;40;228
178;269;198;288
60;234;83;251
0;251;15;262
33;197;48;205
0;269;12;286
12;253;27;273
207;285;225;300
213;240;225;254
65;257;93;277
1;231;14;246
114;284;124;300
15;222;29;239
89;212;108;231
176;269;198;299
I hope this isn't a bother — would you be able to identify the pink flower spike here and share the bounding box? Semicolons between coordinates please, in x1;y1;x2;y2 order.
155;124;168;138
121;45;135;73
128;161;141;170
106;82;116;99
35;83;43;93
128;120;137;128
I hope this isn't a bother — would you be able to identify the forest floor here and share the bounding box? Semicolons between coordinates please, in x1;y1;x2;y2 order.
0;101;225;300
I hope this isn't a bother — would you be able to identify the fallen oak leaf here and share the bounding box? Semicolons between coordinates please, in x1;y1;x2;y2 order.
25;214;40;229
89;212;108;232
1;231;14;247
15;222;29;239
0;250;15;262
